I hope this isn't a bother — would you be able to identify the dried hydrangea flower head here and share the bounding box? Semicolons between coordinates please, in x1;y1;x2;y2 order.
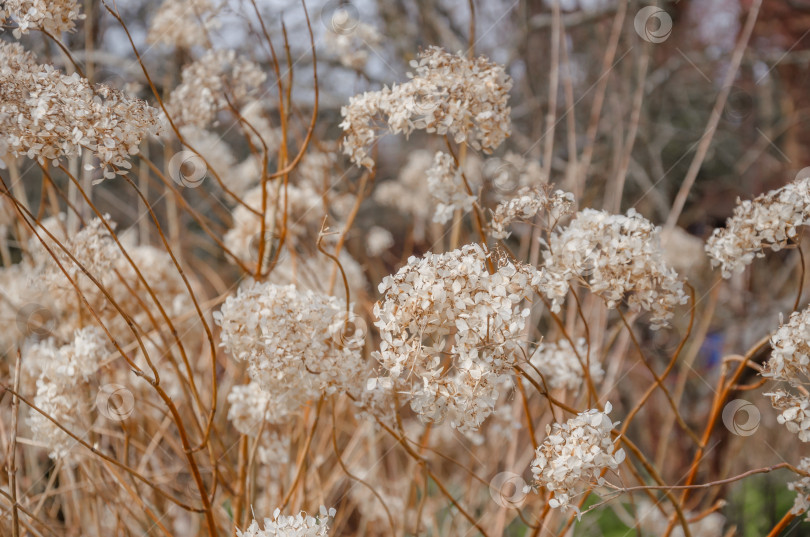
372;243;538;431
528;402;625;512
216;282;366;416
529;337;603;391
166;49;266;129
788;458;810;520
147;0;220;49
426;151;477;224
706;175;810;278
340;46;512;168
537;208;687;329
766;391;810;442
763;308;810;441
489;186;574;239
0;42;159;178
27;216;194;347
366;226;394;257
238;507;335;537
323;9;382;71
25;327;109;460
0;0;84;37
765;307;810;385
227;380;289;434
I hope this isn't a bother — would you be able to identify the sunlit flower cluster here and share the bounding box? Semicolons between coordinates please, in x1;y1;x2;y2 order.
528;403;625;511
340;46;512;168
706;176;810;277
372;243;537;431
537;208;687;328
0;0;84;37
0;42;159;177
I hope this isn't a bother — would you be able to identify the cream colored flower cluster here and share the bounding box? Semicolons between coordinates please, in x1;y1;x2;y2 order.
167;49;266;129
340;46;512;168
216;282;366;421
372;243;537;431
238;507;334;537
366;226;394;256
426;151;476;224
765;307;810;386
147;0;220;49
529;337;603;391
26;217;193;349
0;42;159;178
0;0;84;37
528;403;625;512
25;327;108;459
788;458;810;520
706;176;810;278
227;380;288;435
489;186;575;239
764;308;810;441
537;208;686;329
766;391;810;442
